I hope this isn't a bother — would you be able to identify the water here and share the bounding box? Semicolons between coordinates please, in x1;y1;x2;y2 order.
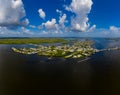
0;38;120;95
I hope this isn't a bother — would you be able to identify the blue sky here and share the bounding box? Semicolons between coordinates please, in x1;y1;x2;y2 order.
23;0;120;28
0;0;120;37
89;0;120;28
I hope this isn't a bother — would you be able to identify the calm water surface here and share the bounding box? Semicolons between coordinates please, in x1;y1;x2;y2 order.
0;38;120;95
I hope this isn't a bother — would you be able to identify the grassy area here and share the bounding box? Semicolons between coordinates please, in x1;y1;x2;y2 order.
0;38;67;44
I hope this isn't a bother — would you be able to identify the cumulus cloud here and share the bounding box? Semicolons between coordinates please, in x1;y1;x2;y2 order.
65;0;95;32
0;26;34;36
42;18;58;30
39;17;66;35
110;26;120;32
87;25;96;32
38;9;46;19
59;14;67;28
87;26;120;37
22;18;29;26
21;27;33;35
37;0;95;34
0;0;26;27
0;26;20;36
29;25;36;28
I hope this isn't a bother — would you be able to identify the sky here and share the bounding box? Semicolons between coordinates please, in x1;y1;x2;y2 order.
0;0;120;37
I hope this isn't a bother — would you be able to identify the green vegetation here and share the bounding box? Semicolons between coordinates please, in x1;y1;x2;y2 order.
0;38;67;44
12;40;98;59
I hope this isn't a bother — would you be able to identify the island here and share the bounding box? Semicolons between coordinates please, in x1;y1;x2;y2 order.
12;39;98;59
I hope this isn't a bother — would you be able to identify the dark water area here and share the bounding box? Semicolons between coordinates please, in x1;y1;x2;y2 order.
1;38;120;95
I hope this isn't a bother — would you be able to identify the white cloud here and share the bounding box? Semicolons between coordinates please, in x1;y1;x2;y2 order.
22;18;29;26
56;9;67;29
59;14;67;28
21;27;33;35
56;9;62;16
41;31;49;34
110;26;120;32
38;17;66;35
0;26;34;36
38;9;46;19
87;25;96;32
29;25;36;28
42;18;58;30
0;26;20;35
0;0;26;26
87;26;120;37
65;0;95;32
39;30;63;36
